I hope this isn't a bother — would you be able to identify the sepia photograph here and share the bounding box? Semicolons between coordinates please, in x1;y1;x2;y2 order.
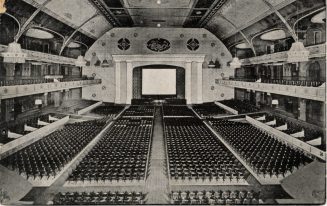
0;0;326;205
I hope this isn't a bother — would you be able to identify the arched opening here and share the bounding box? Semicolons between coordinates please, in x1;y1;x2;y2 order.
307;61;321;81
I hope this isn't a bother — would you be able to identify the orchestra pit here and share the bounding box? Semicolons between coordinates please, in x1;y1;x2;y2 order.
0;0;325;205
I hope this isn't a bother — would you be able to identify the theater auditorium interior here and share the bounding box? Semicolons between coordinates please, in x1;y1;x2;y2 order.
0;0;326;205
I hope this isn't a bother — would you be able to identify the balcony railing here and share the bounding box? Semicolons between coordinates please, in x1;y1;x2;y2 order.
216;79;325;102
0;77;95;87
231;78;325;87
0;79;101;100
241;43;326;65
0;44;76;65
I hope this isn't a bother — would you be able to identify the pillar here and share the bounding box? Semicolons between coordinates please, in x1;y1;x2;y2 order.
196;61;203;104
1;99;14;121
115;61;121;104
63;89;70;101
53;91;61;107
126;61;133;104
185;61;192;104
298;98;306;121
43;92;48;106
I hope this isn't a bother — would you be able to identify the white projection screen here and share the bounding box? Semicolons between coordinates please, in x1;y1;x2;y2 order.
142;69;176;95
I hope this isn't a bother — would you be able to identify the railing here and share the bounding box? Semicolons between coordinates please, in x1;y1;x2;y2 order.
217;79;325;102
0;79;101;100
232;78;324;87
0;44;76;65
241;43;326;65
0;77;95;87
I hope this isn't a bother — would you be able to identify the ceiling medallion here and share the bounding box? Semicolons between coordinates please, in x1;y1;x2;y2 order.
203;34;207;38
134;33;138;37
118;38;130;50
180;34;184;38
211;42;216;47
146;38;170;52
92;93;96;97
187;38;200;51
110;33;115;37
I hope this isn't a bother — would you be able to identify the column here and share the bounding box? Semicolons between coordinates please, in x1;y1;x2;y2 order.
53;91;61;107
63;89;70;101
43;92;48;107
196;61;203;104
126;61;133;104
115;61;121;104
298;98;306;121
185;61;192;104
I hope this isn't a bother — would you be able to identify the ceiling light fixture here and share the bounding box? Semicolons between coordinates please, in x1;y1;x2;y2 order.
157;23;161;27
157;0;161;4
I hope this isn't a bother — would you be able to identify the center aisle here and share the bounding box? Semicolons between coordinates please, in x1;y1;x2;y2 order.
145;106;169;204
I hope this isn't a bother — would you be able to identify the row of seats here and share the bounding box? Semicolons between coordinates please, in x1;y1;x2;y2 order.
250;113;324;149
123;105;154;116
170;190;260;205
208;119;313;177
218;99;259;114
163;106;194;117
53;191;145;205
67;116;153;182
164;117;247;181
192;103;229;117
58;100;97;114
0;113;64;144
90;105;124;122
1;120;105;179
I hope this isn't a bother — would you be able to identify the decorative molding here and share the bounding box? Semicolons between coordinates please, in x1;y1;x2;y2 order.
88;0;121;27
0;79;101;100
241;43;326;65
186;38;200;51
146;38;170;52
198;0;228;27
117;38;130;50
217;79;325;102
0;44;76;65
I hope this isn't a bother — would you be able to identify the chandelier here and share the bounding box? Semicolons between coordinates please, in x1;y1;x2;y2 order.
2;42;27;63
75;55;87;67
287;41;310;63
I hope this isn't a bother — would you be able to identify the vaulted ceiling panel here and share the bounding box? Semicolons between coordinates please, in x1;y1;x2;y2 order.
205;15;234;38
123;0;193;8
42;0;98;27
81;15;113;38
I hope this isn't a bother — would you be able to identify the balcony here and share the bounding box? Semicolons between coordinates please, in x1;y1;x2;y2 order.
241;43;326;65
0;44;76;65
0;79;101;100
216;79;325;102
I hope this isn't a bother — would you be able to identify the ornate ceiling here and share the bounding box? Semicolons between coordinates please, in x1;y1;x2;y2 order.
2;0;326;56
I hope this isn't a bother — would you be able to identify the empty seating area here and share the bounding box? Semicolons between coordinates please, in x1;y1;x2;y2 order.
219;99;259;114
164;117;247;182
170;190;260;205
53;191;146;205
0;120;105;180
123;105;154;116
67;117;153;183
209;119;313;178
192;103;230;118
163;106;195;117
250;113;325;149
91;105;124;117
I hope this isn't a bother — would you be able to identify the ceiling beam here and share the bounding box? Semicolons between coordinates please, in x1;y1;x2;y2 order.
221;15;256;56
88;0;121;27
21;0;98;39
59;13;99;55
262;0;297;41
15;0;52;41
198;0;228;27
221;0;296;39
